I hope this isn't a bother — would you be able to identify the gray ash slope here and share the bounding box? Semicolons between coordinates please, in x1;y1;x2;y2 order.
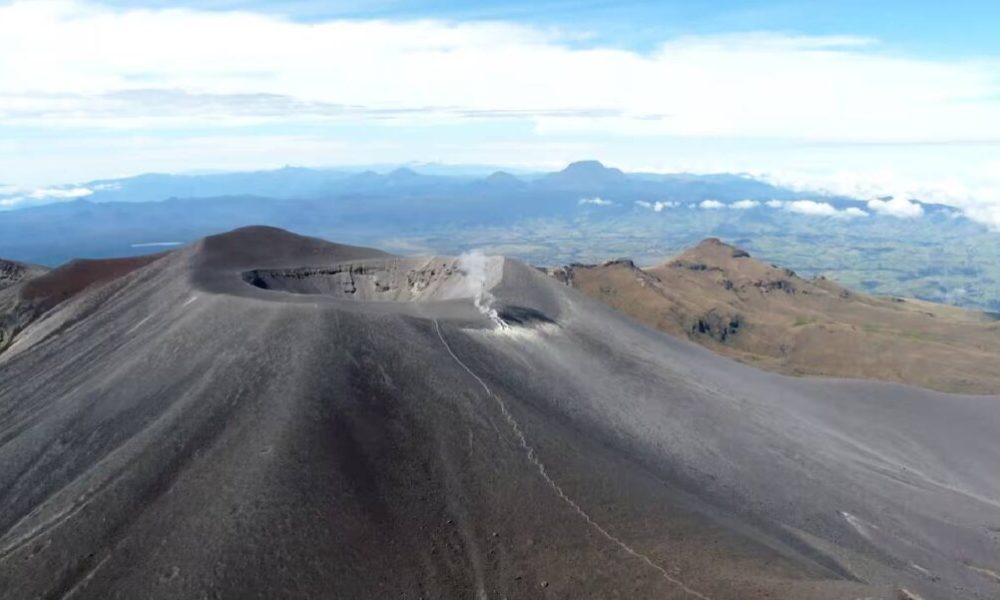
0;258;47;292
0;259;48;350
1;226;999;599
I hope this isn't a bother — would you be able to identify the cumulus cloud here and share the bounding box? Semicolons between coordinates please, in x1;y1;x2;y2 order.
28;186;93;200
765;169;983;221
775;199;867;218
636;200;676;212
785;200;838;216
730;199;760;209
957;199;1000;230
1;0;999;220
2;0;1000;144
699;199;725;209
0;185;93;209
866;195;924;218
579;197;614;206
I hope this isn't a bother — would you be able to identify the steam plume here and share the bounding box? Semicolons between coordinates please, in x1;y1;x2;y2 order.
458;250;507;329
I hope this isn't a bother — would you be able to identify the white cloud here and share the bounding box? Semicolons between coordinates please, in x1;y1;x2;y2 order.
0;184;93;208
699;199;764;209
765;199;785;208
786;200;838;216
2;1;1000;144
866;195;924;218
29;186;93;200
0;0;998;223
636;200;676;212
957;199;1000;229
579;196;614;206
762;168;989;221
784;199;866;218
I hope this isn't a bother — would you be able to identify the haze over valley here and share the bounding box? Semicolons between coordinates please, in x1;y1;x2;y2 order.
4;160;1000;311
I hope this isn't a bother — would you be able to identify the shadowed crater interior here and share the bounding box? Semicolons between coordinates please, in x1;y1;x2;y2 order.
242;256;503;304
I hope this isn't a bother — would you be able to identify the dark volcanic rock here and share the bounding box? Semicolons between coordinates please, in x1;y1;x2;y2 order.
0;258;47;291
1;226;998;599
691;310;743;343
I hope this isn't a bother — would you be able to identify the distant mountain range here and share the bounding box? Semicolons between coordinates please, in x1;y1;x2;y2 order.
1;161;997;310
2;160;817;206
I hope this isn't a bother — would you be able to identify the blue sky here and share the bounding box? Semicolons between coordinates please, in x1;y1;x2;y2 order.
98;0;1000;57
2;0;1000;225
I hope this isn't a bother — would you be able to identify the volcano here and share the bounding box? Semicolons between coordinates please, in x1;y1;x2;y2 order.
1;226;998;599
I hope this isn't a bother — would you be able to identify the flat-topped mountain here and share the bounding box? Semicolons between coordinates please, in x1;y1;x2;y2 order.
538;160;629;190
2;227;999;599
549;237;1000;393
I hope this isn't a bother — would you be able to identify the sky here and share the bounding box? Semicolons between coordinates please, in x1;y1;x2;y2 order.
2;0;1000;225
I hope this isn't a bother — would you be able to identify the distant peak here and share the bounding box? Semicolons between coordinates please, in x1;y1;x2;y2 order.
662;238;758;271
601;258;637;269
541;160;627;189
565;159;605;169
483;171;523;184
693;237;750;258
387;167;419;179
561;160;621;175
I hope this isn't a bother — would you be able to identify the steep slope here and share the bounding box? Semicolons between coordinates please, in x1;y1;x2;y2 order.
0;254;163;354
0;258;47;291
550;238;1000;394
1;227;999;599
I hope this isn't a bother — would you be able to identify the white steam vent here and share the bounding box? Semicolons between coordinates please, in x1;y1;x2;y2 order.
456;250;507;329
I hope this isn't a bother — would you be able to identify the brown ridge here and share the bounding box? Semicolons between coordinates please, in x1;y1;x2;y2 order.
550;238;1000;394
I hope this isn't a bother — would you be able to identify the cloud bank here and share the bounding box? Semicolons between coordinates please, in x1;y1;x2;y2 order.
769;200;868;218
0;185;95;208
867;195;924;218
0;0;998;226
2;1;1000;144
